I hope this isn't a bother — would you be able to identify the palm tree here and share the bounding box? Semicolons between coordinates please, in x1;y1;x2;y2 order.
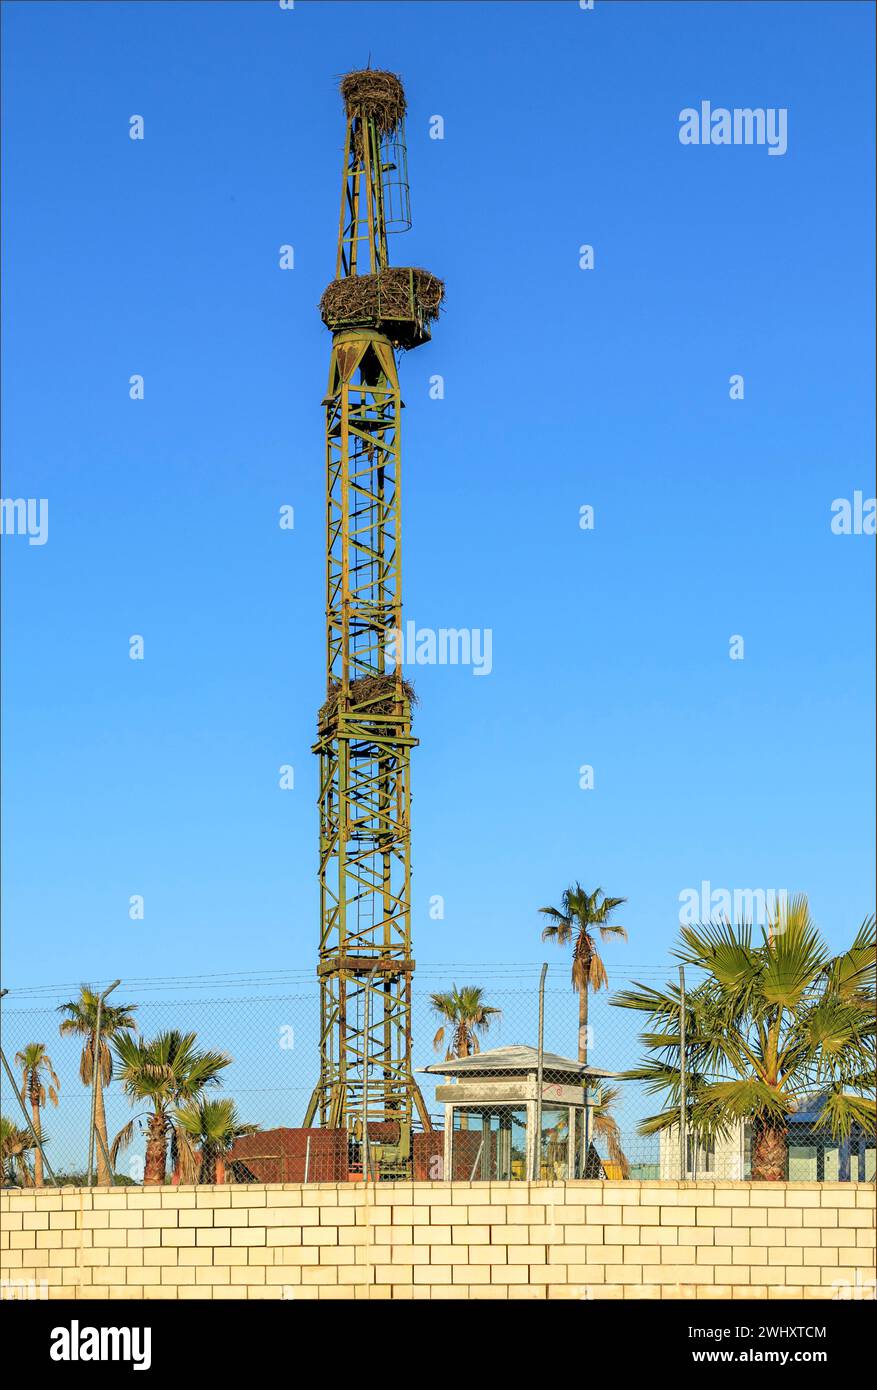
173;1099;259;1185
14;1044;60;1187
110;1030;230;1185
57;985;138;1186
430;985;500;1060
539;883;628;1064
613;897;875;1181
1;1116;37;1186
431;985;501;1138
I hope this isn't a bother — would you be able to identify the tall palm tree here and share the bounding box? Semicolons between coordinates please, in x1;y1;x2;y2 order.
539;883;628;1063
1;1116;37;1186
110;1030;230;1185
430;985;500;1060
613;897;875;1181
14;1044;60;1187
173;1099;259;1185
57;985;138;1186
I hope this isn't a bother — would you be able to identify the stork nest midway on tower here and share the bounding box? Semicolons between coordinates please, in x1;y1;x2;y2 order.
340;69;407;135
318;674;418;730
320;268;444;336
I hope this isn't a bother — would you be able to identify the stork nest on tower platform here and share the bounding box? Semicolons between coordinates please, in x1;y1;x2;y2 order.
318;674;418;730
340;69;407;135
320;267;444;336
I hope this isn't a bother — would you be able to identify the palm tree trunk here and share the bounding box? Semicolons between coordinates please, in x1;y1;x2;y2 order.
31;1100;44;1188
170;1129;182;1185
143;1114;167;1185
199;1145;216;1185
94;1078;111;1186
578;985;589;1066
214;1155;225;1186
751;1119;787;1181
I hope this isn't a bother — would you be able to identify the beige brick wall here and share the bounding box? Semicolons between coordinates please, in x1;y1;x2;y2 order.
1;1181;873;1301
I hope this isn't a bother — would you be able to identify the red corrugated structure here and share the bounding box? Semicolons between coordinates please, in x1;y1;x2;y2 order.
412;1130;495;1180
365;1121;401;1146
228;1128;348;1183
449;1129;490;1180
412;1130;444;1181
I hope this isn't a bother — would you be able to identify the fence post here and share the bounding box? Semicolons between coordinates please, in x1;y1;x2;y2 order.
87;979;120;1187
533;962;548;1181
0;988;59;1186
678;965;687;1181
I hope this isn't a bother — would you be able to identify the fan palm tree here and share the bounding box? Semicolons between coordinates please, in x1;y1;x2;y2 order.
57;985;138;1185
539;883;628;1064
430;985;500;1060
1;1116;37;1186
14;1044;60;1187
612;897;875;1181
172;1099;259;1184
110;1030;230;1185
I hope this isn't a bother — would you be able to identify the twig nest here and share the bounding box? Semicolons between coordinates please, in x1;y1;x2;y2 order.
318;674;418;728
340;69;407;135
319;268;445;332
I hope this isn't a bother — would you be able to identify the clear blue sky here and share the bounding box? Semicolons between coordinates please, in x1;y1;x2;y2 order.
2;0;874;1004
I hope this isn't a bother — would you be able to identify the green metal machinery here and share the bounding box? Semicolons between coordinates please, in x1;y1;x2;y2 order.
303;70;441;1169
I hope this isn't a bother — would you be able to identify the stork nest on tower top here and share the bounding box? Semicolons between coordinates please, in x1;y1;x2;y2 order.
320;268;445;333
340;69;406;135
318;674;418;730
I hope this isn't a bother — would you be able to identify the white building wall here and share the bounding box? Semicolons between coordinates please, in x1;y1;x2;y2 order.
659;1121;747;1180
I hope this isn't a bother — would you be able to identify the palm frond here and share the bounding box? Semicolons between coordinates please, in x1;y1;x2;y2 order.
110;1118;137;1165
614;896;874;1147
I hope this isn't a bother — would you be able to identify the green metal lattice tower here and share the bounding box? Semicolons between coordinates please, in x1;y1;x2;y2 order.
303;71;440;1162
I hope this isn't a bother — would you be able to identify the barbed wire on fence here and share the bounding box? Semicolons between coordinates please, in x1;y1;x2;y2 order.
2;971;873;1187
1;963;678;1002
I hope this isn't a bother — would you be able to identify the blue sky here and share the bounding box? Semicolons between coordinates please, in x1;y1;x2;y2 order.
2;0;874;1011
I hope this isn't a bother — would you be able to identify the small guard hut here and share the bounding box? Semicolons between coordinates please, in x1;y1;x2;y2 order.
419;1045;621;1181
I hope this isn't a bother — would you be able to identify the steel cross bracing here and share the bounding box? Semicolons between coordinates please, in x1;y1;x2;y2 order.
335;100;388;278
304;76;434;1158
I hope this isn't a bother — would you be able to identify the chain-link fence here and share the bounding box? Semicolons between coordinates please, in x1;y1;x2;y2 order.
1;968;873;1187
